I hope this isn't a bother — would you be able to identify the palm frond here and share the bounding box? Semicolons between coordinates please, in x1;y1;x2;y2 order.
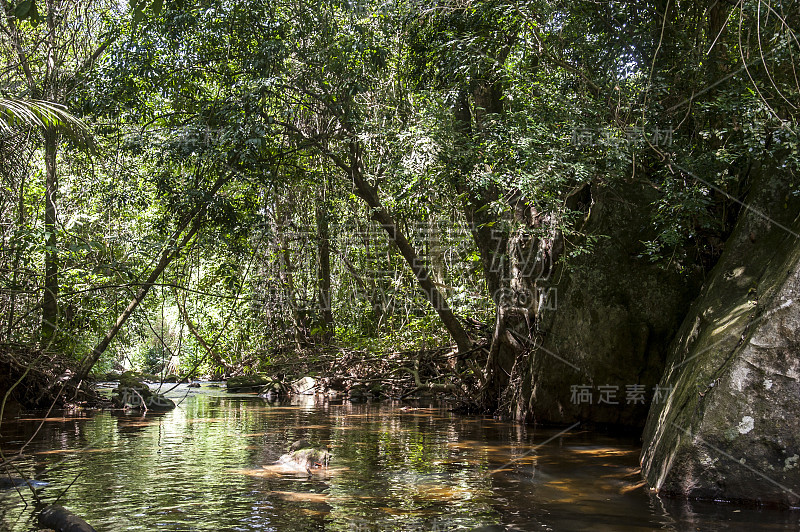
0;97;94;149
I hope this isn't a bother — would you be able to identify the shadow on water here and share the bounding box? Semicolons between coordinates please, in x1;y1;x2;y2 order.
1;384;798;531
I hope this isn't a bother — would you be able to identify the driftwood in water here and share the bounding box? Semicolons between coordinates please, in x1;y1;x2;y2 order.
38;505;96;532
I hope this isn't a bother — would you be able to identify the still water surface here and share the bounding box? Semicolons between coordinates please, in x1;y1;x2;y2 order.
1;384;798;531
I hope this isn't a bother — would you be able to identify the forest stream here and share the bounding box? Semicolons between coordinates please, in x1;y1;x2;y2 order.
1;385;798;531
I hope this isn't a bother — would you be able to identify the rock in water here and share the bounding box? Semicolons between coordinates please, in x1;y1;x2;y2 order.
289;439;313;453
226;375;271;393
38;505;96;532
111;375;175;412
641;168;800;507
277;445;331;475
291;376;316;395
0;477;48;489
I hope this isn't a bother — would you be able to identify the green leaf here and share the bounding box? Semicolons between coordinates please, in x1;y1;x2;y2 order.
15;1;32;19
151;0;164;16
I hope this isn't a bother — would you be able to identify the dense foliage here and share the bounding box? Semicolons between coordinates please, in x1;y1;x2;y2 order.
1;0;797;387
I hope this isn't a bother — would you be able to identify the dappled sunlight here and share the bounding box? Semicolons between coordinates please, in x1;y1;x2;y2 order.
1;392;769;530
269;490;330;503
35;448;115;455
569;447;640;457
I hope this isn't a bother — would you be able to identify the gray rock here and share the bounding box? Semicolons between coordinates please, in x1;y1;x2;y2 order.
291;376;317;395
641;167;800;507
507;181;696;426
277;446;331;475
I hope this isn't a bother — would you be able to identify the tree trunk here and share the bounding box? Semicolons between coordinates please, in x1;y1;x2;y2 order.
275;197;306;349
40;129;59;344
316;177;334;335
6;150;28;342
274;119;472;353
346;143;473;354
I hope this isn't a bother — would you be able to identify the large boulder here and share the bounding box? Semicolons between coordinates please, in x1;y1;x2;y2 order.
508;180;697;426
641;166;800;506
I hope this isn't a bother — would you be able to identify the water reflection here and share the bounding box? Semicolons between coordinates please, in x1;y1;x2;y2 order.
0;385;798;531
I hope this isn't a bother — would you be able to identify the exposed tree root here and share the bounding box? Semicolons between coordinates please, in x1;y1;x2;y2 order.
0;343;99;409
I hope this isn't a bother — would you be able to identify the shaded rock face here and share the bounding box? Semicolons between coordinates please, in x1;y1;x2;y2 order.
508;181;697;426
641;167;800;506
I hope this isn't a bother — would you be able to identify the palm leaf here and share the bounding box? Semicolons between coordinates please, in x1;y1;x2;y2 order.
0;97;94;149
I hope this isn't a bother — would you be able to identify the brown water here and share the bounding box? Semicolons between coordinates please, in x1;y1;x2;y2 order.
0;384;798;531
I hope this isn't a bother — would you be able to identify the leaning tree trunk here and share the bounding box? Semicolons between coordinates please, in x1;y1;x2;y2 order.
275;118;473;353
316;176;334;336
346;143;473;354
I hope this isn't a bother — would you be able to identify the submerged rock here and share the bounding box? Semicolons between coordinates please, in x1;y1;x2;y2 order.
111;386;175;412
0;477;48;489
38;504;96;532
641;168;800;507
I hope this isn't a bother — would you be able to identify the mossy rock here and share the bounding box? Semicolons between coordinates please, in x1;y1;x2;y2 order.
258;380;288;397
641;165;800;506
144;394;176;412
118;372;148;390
119;370;137;384
162;375;180;383
111;385;150;405
227;375;272;392
111;386;175;412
